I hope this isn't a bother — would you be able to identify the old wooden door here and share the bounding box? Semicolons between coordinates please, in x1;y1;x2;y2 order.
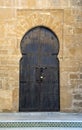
19;26;60;111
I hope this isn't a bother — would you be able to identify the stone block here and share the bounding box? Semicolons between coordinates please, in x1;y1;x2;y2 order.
0;71;8;78
16;0;36;8
80;67;82;72
70;79;78;89
63;45;82;59
75;28;82;34
64;25;75;35
15;0;61;9
60;72;69;86
74;94;82;100
0;8;16;19
80;74;82;79
0;55;20;65
64;9;82;27
63;35;82;59
60;89;72;110
79;85;82;89
4;0;15;7
1;59;19;66
2;78;18;90
61;67;79;72
70;74;79;79
0;90;12;111
0;0;4;6
71;0;82;6
8;71;19;81
45;0;60;8
16;0;70;9
76;15;82;22
78;79;82;84
12;88;19;111
64;35;82;48
60;58;79;68
79;102;82;108
26;0;36;8
0;21;5;37
64;9;75;25
2;109;12;112
59;58;80;73
73;102;82;107
4;20;17;37
0;37;20;55
60;0;70;7
0;80;2;89
64;25;82;36
0;50;8;55
2;78;9;90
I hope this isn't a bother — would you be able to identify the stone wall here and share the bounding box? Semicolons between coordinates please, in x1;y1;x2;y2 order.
0;0;82;112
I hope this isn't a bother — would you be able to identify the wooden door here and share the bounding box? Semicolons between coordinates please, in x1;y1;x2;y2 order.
19;26;60;111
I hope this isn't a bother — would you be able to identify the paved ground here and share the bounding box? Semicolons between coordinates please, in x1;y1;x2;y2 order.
0;112;82;130
0;128;82;130
0;112;82;122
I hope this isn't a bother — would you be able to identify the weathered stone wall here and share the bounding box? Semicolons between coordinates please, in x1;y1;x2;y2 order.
0;0;82;112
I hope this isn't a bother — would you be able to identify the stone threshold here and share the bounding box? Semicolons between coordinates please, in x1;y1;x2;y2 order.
0;112;82;128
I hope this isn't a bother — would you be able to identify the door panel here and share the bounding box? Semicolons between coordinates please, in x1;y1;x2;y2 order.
19;26;60;111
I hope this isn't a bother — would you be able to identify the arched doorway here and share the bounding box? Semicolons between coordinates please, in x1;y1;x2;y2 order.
19;26;60;111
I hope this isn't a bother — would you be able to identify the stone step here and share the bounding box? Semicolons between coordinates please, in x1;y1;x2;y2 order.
0;112;82;130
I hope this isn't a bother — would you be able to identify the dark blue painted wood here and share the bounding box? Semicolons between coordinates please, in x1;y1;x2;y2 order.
19;26;60;112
